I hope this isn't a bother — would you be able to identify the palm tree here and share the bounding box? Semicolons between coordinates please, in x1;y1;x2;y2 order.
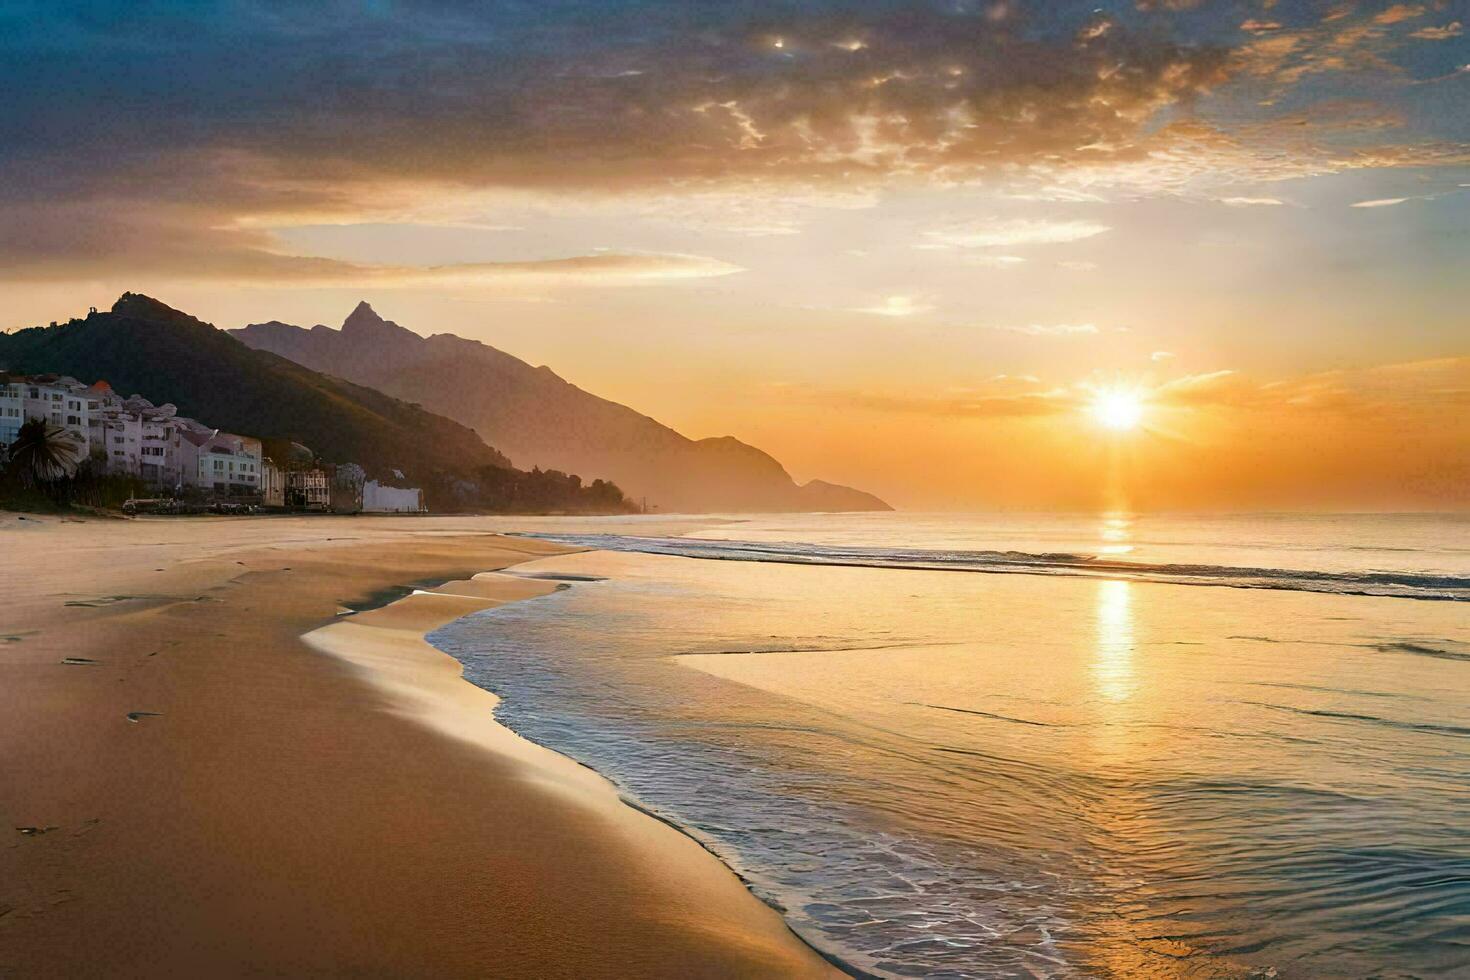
7;418;83;488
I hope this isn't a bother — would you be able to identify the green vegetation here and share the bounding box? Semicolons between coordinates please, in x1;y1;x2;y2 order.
475;465;631;514
6;418;82;486
0;454;150;512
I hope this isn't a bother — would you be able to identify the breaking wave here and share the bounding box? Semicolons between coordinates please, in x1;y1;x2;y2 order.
516;534;1470;601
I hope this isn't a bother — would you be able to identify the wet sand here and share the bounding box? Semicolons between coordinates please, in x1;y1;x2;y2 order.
0;514;838;978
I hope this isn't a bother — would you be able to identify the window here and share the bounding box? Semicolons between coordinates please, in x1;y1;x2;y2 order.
51;393;62;402
67;415;80;425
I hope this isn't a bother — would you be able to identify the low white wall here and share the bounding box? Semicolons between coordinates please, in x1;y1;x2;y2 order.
363;480;423;513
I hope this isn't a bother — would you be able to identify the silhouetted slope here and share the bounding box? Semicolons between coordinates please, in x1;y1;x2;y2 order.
234;303;891;513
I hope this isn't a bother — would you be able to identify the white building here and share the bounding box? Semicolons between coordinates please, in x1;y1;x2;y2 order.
0;377;23;456
0;374;268;497
84;388;212;488
191;432;263;495
363;480;424;513
8;375;94;458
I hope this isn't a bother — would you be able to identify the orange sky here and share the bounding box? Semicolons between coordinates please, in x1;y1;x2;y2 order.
3;1;1467;510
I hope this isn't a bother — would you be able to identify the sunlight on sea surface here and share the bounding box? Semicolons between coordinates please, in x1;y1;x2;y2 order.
432;514;1470;978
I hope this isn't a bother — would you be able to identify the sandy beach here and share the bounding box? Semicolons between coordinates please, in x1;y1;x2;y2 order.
0;513;839;978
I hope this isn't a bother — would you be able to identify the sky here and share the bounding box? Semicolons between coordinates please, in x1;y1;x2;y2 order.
2;0;1467;510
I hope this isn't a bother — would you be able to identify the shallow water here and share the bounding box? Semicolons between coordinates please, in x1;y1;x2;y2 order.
431;514;1470;978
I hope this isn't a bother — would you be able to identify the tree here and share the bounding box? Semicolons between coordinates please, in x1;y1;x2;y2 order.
7;418;83;488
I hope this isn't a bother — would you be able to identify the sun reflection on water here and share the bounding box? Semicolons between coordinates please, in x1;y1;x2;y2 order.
1092;579;1135;703
1098;512;1134;556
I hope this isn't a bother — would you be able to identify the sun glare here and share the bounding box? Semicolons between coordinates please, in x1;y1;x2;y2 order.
1089;388;1145;431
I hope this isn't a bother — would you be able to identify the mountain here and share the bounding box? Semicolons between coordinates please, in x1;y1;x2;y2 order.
0;294;631;513
232;303;892;513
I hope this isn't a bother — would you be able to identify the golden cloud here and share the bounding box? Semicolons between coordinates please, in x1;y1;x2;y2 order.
922;219;1112;249
0;200;741;286
802;358;1470;423
1410;21;1463;39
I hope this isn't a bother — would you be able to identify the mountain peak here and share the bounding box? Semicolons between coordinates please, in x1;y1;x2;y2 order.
234;306;893;512
340;302;421;347
342;300;384;331
111;292;195;324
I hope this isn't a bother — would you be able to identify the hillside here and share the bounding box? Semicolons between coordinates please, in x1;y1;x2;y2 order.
234;303;891;513
0;294;630;513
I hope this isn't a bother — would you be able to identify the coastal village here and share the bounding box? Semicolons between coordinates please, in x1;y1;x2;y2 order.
0;373;424;513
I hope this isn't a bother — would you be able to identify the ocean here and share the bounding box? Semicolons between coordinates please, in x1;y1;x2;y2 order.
429;513;1470;978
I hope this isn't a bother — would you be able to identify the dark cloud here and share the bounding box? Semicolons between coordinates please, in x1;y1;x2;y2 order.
1;1;1464;280
1;2;1233;188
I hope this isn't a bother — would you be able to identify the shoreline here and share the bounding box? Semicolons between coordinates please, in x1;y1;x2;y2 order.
311;558;868;979
0;514;838;977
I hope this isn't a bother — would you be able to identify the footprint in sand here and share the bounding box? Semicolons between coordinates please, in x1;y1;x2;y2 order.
60;657;98;666
125;711;163;723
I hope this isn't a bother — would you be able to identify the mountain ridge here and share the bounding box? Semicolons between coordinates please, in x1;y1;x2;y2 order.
232;305;891;513
0;294;632;513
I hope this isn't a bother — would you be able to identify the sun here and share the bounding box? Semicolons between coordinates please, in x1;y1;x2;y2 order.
1088;388;1145;431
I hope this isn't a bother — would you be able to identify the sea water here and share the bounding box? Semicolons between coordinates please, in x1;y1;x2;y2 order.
430;513;1470;978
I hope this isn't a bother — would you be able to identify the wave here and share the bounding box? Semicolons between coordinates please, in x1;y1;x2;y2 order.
1374;640;1470;662
1237;701;1470;739
516;534;1470;602
910;702;1072;728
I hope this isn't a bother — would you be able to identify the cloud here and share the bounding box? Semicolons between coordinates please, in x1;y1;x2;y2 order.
0;2;1234;282
969;255;1027;268
999;323;1102;337
1058;260;1099;271
0;200;741;285
795;358;1470;425
1410;22;1463;40
1373;5;1425;25
1350;197;1410;207
1;1;1465;285
1153;359;1470;415
850;295;934;317
1220;196;1286;206
3;5;1235;196
374;252;746;287
819;386;1079;419
1026;115;1470;198
1151;351;1176;361
923;219;1111;249
1154;370;1259;406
